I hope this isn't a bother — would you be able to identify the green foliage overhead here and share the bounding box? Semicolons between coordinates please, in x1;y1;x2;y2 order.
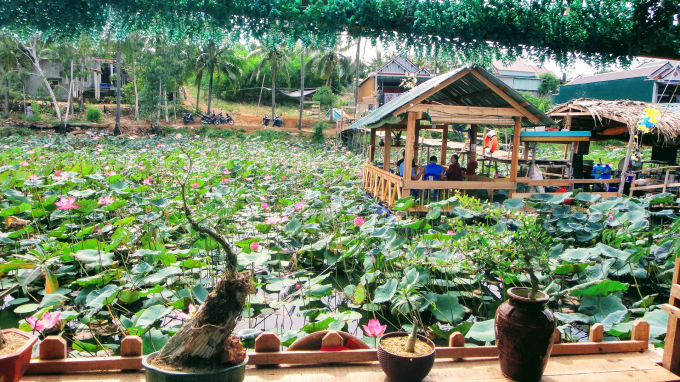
539;73;560;96
1;0;678;65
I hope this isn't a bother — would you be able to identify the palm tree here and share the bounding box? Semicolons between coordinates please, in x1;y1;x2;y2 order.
195;40;242;114
307;46;353;88
247;43;292;122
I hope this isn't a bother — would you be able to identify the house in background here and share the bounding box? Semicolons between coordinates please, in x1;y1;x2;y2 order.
26;57;125;102
553;60;680;112
357;55;433;114
489;60;558;96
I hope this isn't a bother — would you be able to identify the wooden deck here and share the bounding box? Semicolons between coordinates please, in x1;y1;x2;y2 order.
20;350;679;381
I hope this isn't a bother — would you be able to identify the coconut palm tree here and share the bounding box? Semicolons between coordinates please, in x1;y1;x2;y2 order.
195;40;242;114
247;43;293;122
307;46;353;89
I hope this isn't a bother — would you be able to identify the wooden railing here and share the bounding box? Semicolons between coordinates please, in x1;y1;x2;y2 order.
630;166;680;194
662;256;680;374
25;322;653;375
362;163;404;208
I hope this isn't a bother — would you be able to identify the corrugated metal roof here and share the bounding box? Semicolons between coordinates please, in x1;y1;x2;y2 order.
565;64;667;86
347;66;556;130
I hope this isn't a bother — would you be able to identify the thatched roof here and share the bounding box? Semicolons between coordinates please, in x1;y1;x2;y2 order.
548;98;680;142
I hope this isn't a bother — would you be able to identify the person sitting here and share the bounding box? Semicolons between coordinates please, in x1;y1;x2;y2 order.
445;154;465;181
423;156;444;180
399;159;422;180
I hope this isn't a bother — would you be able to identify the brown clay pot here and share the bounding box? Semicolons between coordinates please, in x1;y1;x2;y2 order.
495;287;556;382
0;329;38;382
377;332;436;382
287;331;370;350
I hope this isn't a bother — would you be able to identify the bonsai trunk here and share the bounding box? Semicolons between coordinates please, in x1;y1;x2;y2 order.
404;318;418;353
524;253;540;300
157;182;250;366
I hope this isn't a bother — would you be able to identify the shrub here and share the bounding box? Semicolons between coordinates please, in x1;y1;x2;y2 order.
86;107;103;123
312;86;337;110
255;129;289;142
311;122;326;144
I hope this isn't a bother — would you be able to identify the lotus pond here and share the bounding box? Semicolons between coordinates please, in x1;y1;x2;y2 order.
0;131;676;356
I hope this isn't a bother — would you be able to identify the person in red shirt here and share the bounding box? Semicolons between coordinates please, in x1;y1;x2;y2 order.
445;154;465;181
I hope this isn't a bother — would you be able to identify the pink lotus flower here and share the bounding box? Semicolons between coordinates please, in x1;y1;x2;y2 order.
223;169;231;175
20;161;29;167
28;174;39;181
3;145;10;149
354;217;365;227
250;242;259;251
264;175;271;180
192;182;199;188
55;197;80;210
142;177;153;185
362;319;386;338
104;171;117;177
608;215;614;221
52;174;66;182
265;215;289;225
358;172;363;178
27;311;61;332
138;165;145;170
245;177;253;181
174;304;198;320
175;133;182;139
281;175;286;180
261;202;270;210
294;202;306;211
221;178;229;183
125;164;132;169
28;150;35;154
99;196;114;206
346;151;352;155
39;155;45;159
447;230;454;235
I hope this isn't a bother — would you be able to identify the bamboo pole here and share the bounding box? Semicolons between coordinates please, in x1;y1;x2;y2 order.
618;132;636;197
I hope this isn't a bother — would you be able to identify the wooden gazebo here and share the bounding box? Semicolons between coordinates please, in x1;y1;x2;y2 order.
347;65;559;209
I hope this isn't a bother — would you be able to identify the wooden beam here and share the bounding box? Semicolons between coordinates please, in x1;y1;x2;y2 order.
369;128;376;162
404;180;517;190
470;68;540;124
406;104;523;117
441;124;448;165
383;125;391;172
510;117;522;182
450;89;495;103
393;69;471;115
402;111;418;197
428;117;516;126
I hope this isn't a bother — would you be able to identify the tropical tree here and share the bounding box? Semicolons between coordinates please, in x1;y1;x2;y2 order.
248;42;293;121
0;34;28;118
539;73;560;97
307;46;353;88
195;39;242;114
15;34;67;132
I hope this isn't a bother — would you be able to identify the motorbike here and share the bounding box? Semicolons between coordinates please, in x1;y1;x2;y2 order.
200;113;220;126
273;115;283;127
262;114;271;126
182;112;194;124
218;112;235;126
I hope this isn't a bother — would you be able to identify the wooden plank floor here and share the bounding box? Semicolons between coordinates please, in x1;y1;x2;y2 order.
21;351;680;382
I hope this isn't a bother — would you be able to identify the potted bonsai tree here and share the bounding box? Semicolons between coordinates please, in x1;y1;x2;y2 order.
142;156;253;382
0;328;39;382
478;208;555;381
376;272;436;382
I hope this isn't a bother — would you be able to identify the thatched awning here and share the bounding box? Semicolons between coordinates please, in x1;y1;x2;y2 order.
548;98;680;143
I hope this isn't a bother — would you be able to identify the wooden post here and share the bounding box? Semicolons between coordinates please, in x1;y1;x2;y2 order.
510;117;522;182
121;336;143;357
589;323;604;342
663;257;680;373
383;126;392;172
441;124;448;165
369;128;376;162
403;112;418;197
469;124;478;164
255;332;281;353
40;336;67;360
618;132;636;197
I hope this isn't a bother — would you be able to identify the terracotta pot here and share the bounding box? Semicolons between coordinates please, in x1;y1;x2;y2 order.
495;287;556;382
142;353;248;382
0;329;38;382
377;332;436;382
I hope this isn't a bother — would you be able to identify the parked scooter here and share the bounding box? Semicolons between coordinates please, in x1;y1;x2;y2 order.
182;112;194;124
272;115;283;127
262;114;271;126
200;113;220;126
218;112;235;126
